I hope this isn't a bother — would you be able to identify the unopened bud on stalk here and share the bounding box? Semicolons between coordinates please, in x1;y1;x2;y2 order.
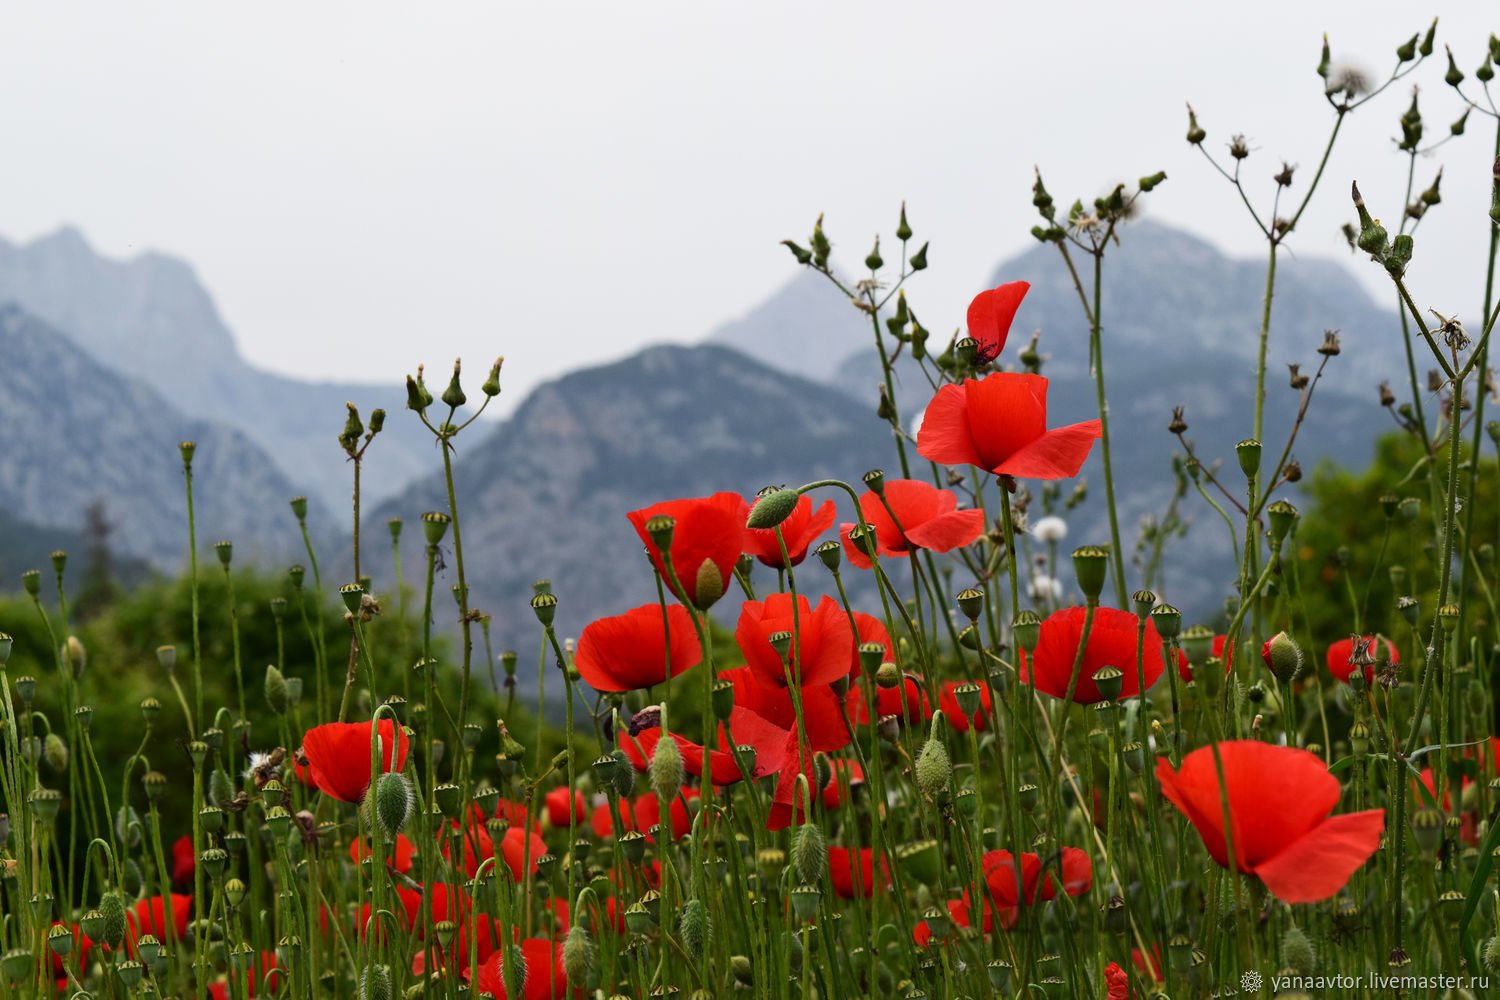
1262;631;1303;683
265;665;289;714
1138;171;1167;193
359;965;392;1000
650;731;684;803
793;822;827;885
915;716;953;801
909;242;929;271
746;487;800;530
375;772;414;839
43;733;68;773
1184;105;1206;145
441;359;466;409
1445;46;1465;87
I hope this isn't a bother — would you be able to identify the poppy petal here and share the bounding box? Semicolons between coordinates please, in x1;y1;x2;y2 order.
996;419;1103;480
903;508;986;553
914;382;986;469
1251;809;1386;904
966;281;1029;357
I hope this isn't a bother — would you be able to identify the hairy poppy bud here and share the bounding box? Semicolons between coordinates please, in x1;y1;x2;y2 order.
680;898;711;957
375;772;414;839
915;729;952;802
1262;631;1303;683
360;965;392;1000
264;665;289;714
650;732;684;804
564;923;597;987
746;488;800;530
793;822;826;885
43;733;68;773
99;889;127;947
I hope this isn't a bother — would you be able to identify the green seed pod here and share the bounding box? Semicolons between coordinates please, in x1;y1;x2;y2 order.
1235;438;1262;479
1266;499;1298;543
1071;546;1109;602
1091;665;1124;703
1411;808;1445;853
789;884;821;921
1012;609;1042;652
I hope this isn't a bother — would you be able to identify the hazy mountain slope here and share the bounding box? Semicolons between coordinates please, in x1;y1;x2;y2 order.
0;227;432;512
367;344;891;642
0;304;326;569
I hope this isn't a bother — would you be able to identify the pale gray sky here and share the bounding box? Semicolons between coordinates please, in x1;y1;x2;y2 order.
1;2;1496;408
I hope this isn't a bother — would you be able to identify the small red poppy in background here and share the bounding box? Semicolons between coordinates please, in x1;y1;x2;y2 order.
1176;634;1234;683
627;492;747;610
475;937;567;1000
128;894;192;950
913;896;993;947
966;280;1030;363
939;680;992;732
822;759;865;810
828;846;889;898
299;718;409;803
743;495;837;568
1020;606;1165;704
495;798;540;834
171;834;195;891
1105;961;1131;1000
574;604;701;693
544;786;587;828
633;787;699;841
839;480;985;570
846;673;932;728
350;832;417;874
917;372;1102;480
619;711;777;786
1325;634;1398;685
736;593;855;688
981;847;1093;926
1156;741;1384;904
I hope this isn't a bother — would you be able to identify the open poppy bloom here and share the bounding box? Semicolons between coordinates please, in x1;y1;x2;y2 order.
743;494;837;568
475;937;567;1000
736;593;855;688
543;786;588;828
171;833;195;890
1325;634;1398;685
829;845;889;898
980;847;1093;927
1019;606;1165;703
575;603;701;693
838;479;985;570
299;718;409;803
966;280;1030;364
1156;741;1384;904
627;492;747;610
916;372;1102;480
127;894;193;952
1105;961;1131;1000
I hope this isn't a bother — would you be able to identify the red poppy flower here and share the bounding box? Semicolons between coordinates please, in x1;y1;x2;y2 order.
299;718;409;803
1019;606;1165;704
721;667;853;752
1105;961;1131;1000
206;951;279;1000
849;611;893;675
822;759;865;810
128;894;192;949
171;834;195;891
839;480;985;570
591;799;634;840
627;492;747;610
736;593;855;689
1156;741;1384;904
475;937;567;1000
939;680;992;733
543;787;587;828
397;883;469;933
350;832;417;874
1325;634;1398;685
1175;634;1234;683
744;495;837;568
632;787;699;841
620;712;776;786
913;897;994;947
829;846;889;898
575;604;701;693
966;281;1030;363
495;798;541;834
917;372;1102;480
846;673;932;728
720;690;854;831
982;847;1092;912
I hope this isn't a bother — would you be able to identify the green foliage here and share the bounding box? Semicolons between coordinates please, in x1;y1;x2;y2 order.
1296;430;1499;647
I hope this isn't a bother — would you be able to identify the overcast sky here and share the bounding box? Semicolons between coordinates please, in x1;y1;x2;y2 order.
1;3;1497;408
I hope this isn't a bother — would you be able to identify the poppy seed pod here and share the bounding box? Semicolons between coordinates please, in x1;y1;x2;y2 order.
1266;499;1298;543
1071;546;1109;602
1235;438;1262;479
1181;625;1215;667
815;539;842;572
1092;665;1124;703
1012;609;1042;652
21;569;40;598
531;592;558;627
1131;590;1155;617
956;587;984;621
746;488;801;530
340;583;364;615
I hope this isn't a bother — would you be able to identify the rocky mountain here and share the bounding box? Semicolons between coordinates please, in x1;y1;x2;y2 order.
708;269;870;382
367;344;891;641
0;304;326;570
0;227;432;513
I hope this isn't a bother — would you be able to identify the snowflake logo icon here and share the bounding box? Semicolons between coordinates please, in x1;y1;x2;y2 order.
1240;969;1264;993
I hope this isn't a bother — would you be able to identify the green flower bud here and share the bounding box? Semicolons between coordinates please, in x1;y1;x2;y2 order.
650;733;684;804
563;923;597;987
265;665;289;714
481;357;504;397
360;964;392;1000
679;898;712;958
746;488;801;530
375;772;414;839
909;242;929;271
793;822;826;886
1263;630;1303;684
915;730;953;802
43;733;68;773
